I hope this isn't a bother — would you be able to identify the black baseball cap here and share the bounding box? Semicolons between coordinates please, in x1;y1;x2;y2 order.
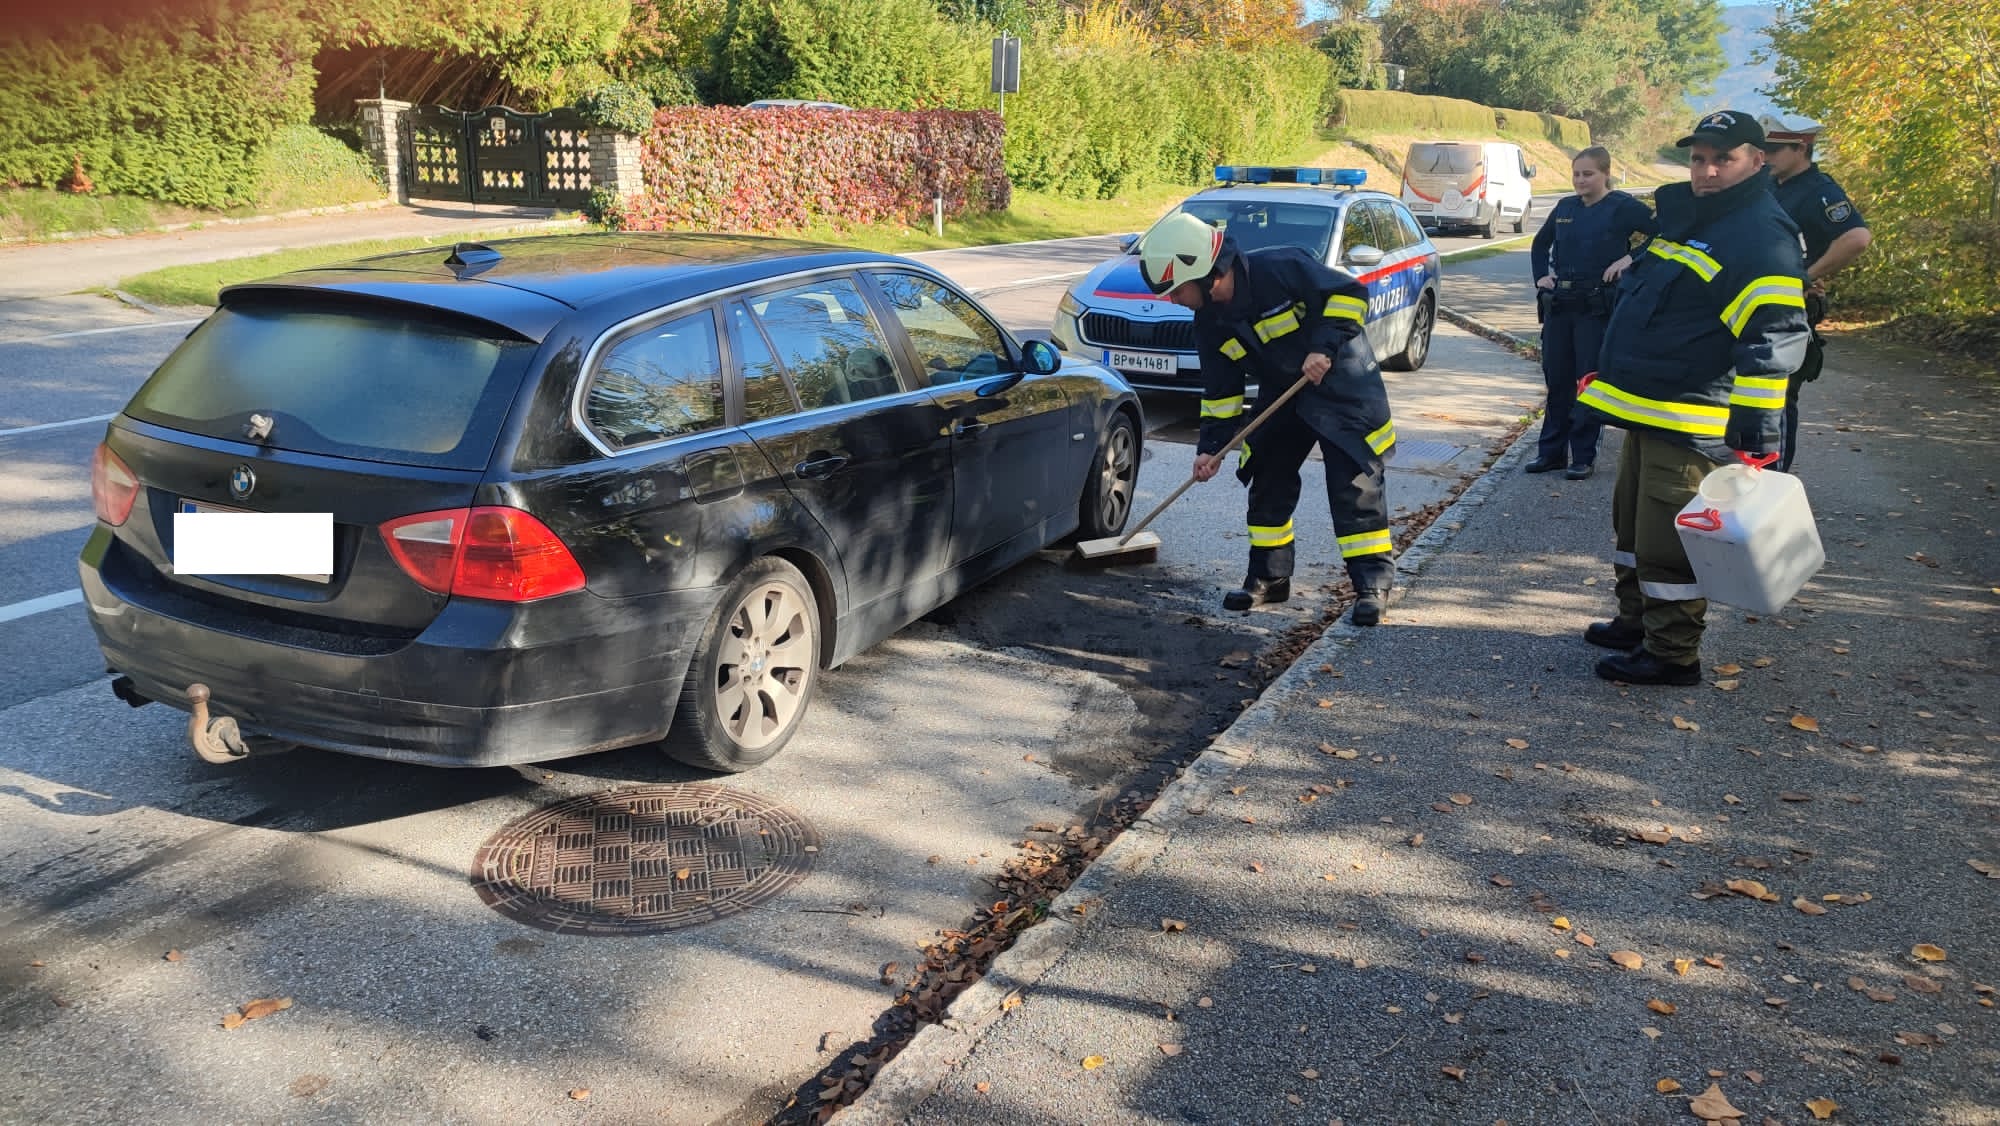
1677;110;1766;150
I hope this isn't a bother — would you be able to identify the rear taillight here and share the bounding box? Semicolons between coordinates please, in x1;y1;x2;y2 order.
91;443;138;526
380;507;585;602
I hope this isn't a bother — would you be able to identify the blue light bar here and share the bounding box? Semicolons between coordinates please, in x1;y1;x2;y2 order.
1213;166;1368;187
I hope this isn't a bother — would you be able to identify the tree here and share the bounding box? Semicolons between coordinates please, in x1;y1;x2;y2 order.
1767;0;2000;315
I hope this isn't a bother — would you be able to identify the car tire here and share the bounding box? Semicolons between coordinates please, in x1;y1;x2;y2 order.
1077;411;1139;540
665;556;821;773
1480;209;1497;239
1513;201;1530;234
1383;293;1434;372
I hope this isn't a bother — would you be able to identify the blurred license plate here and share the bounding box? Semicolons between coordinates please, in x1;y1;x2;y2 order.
1104;349;1176;375
176;500;331;582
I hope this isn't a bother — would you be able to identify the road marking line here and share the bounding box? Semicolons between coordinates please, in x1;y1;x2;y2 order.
0;588;83;625
0;413;116;438
6;318;201;345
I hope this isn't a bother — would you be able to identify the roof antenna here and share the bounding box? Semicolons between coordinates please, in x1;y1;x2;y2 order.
445;242;502;277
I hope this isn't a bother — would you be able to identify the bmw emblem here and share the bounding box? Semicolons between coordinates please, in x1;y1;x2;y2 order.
229;464;256;500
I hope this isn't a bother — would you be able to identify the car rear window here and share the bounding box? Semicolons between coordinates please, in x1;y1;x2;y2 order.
1406;144;1478;176
1177;200;1335;259
126;298;536;469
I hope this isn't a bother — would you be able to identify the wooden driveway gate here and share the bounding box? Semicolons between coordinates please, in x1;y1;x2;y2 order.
402;106;593;207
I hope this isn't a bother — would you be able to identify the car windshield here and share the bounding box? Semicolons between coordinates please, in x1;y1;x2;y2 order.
1406;144;1478;176
1171;200;1336;259
126;297;536;469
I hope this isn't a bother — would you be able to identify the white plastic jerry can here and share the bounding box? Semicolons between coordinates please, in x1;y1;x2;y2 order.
1674;455;1825;614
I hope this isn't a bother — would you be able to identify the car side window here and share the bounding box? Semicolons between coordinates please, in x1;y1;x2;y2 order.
1391;203;1427;248
871;272;1012;386
1340;204;1383;261
585;309;725;449
748;278;903;411
1369;202;1411;252
727;302;798;422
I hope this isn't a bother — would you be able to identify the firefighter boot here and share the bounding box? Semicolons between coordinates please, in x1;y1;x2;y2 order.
1349;590;1386;627
1223;576;1290;613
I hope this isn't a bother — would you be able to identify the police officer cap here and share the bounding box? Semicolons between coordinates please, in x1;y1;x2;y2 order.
1756;113;1821;147
1676;109;1766;150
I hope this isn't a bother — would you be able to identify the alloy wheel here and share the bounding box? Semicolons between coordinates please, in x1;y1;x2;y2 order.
712;581;816;753
1096;421;1137;530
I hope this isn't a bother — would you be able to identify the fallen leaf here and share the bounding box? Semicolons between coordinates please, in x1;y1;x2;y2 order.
1867;989;1897;1003
976;1081;992;1093
223;996;293;1029
1703;956;1726;969
1903;976;1941;994
1610;951;1643;970
163;950;183;963
1727;879;1779;902
1247;861;1265;873
1849;977;1871;991
1219;651;1249;668
1794;897;1828;916
1636;830;1674;845
1790;715;1821;733
1673;715;1699;731
569;1089;590;1101
1551;916;1571;931
1354;958;1371;969
1724;794;1743;805
1969;859;2000;879
1161;918;1188;933
1001;991;1023;1011
1913;944;1948;962
1779;791;1813;802
676;868;691;881
1642;1026;1663;1039
1197;997;1214;1008
1765;997;1788;1007
1081;1054;1107;1070
1286;1094;1303;1106
1690;1083;1746;1121
1576;934;1597;948
1878;1053;1902;1066
1490;874;1515;887
1754;657;1774;667
1646;998;1676;1015
1506;738;1530;749
1895;1031;1942;1047
1408;833;1425;848
1714;679;1741;692
1464;952;1486;964
1938;1022;1959;1036
1440;1066;1465;1081
1301;1068;1320;1080
1674;958;1693;975
1449;792;1474;806
1158;1044;1182;1056
1443;1012;1463;1024
1386;1005;1403;1014
1657;1078;1683;1094
221;1012;246;1030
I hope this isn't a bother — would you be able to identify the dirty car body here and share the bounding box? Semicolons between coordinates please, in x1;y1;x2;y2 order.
80;234;1143;771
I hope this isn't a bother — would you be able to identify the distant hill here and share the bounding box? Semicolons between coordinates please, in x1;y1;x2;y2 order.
1689;4;1782;121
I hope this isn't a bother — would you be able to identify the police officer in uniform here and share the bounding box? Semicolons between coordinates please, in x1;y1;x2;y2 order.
1137;212;1398;626
1758;115;1872;472
1576;111;1810;684
1527;145;1659;479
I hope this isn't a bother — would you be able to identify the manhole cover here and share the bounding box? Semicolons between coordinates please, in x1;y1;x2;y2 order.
1390;439;1467;467
471;784;819;935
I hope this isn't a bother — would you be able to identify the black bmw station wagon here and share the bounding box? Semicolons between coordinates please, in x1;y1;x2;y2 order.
80;234;1143;772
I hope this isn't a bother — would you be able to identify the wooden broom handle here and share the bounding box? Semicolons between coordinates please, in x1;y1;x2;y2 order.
1116;372;1315;546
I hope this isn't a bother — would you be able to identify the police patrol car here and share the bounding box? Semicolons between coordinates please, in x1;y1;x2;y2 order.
1051;167;1442;392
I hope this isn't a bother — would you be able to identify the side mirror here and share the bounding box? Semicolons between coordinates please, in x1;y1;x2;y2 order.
1345;244;1385;268
1118;233;1140;254
1525;164;1538;178
1021;338;1062;375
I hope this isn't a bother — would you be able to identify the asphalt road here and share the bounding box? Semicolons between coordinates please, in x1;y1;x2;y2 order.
0;230;1549;1124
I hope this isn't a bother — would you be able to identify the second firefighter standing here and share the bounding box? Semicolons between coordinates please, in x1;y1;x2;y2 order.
1137;212;1398;627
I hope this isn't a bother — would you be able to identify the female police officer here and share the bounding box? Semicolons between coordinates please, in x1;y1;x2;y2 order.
1527;146;1658;479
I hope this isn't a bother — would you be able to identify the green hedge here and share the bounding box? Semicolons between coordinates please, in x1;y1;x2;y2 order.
613;107;1008;232
1331;89;1591;149
0;6;317;209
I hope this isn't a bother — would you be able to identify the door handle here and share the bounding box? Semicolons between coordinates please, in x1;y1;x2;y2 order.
794;455;849;480
952;419;989;439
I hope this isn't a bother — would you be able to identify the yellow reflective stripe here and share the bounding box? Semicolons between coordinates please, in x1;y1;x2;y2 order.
1720;275;1806;337
1577;380;1728;437
1645;239;1721;282
1253;306;1302;343
1365;420;1395;454
1238;440;1252;469
1219;337;1247;361
1248;519;1294;548
1323;294;1367;325
1337;529;1393;557
1200;395;1244;419
1728;374;1788;409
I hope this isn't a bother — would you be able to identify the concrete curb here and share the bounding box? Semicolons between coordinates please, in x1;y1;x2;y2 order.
834;350;1548;1126
1437;304;1538;360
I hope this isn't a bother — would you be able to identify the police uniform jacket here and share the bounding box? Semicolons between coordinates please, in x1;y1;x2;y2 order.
1193;247;1395;470
1579;170;1809;452
1773;164;1867;271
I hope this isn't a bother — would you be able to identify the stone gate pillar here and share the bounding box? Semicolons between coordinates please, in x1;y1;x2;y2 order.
356;98;413;204
589;131;645;204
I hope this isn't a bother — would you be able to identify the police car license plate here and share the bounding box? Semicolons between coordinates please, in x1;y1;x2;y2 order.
1104;349;1176;375
176;498;332;583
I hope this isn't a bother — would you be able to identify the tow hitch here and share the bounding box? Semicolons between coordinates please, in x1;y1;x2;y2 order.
185;683;251;763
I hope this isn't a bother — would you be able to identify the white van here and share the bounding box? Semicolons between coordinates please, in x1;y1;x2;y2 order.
1400;141;1537;238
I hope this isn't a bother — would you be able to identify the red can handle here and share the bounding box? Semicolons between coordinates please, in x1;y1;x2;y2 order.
1676;507;1724;532
1736;451;1780;469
